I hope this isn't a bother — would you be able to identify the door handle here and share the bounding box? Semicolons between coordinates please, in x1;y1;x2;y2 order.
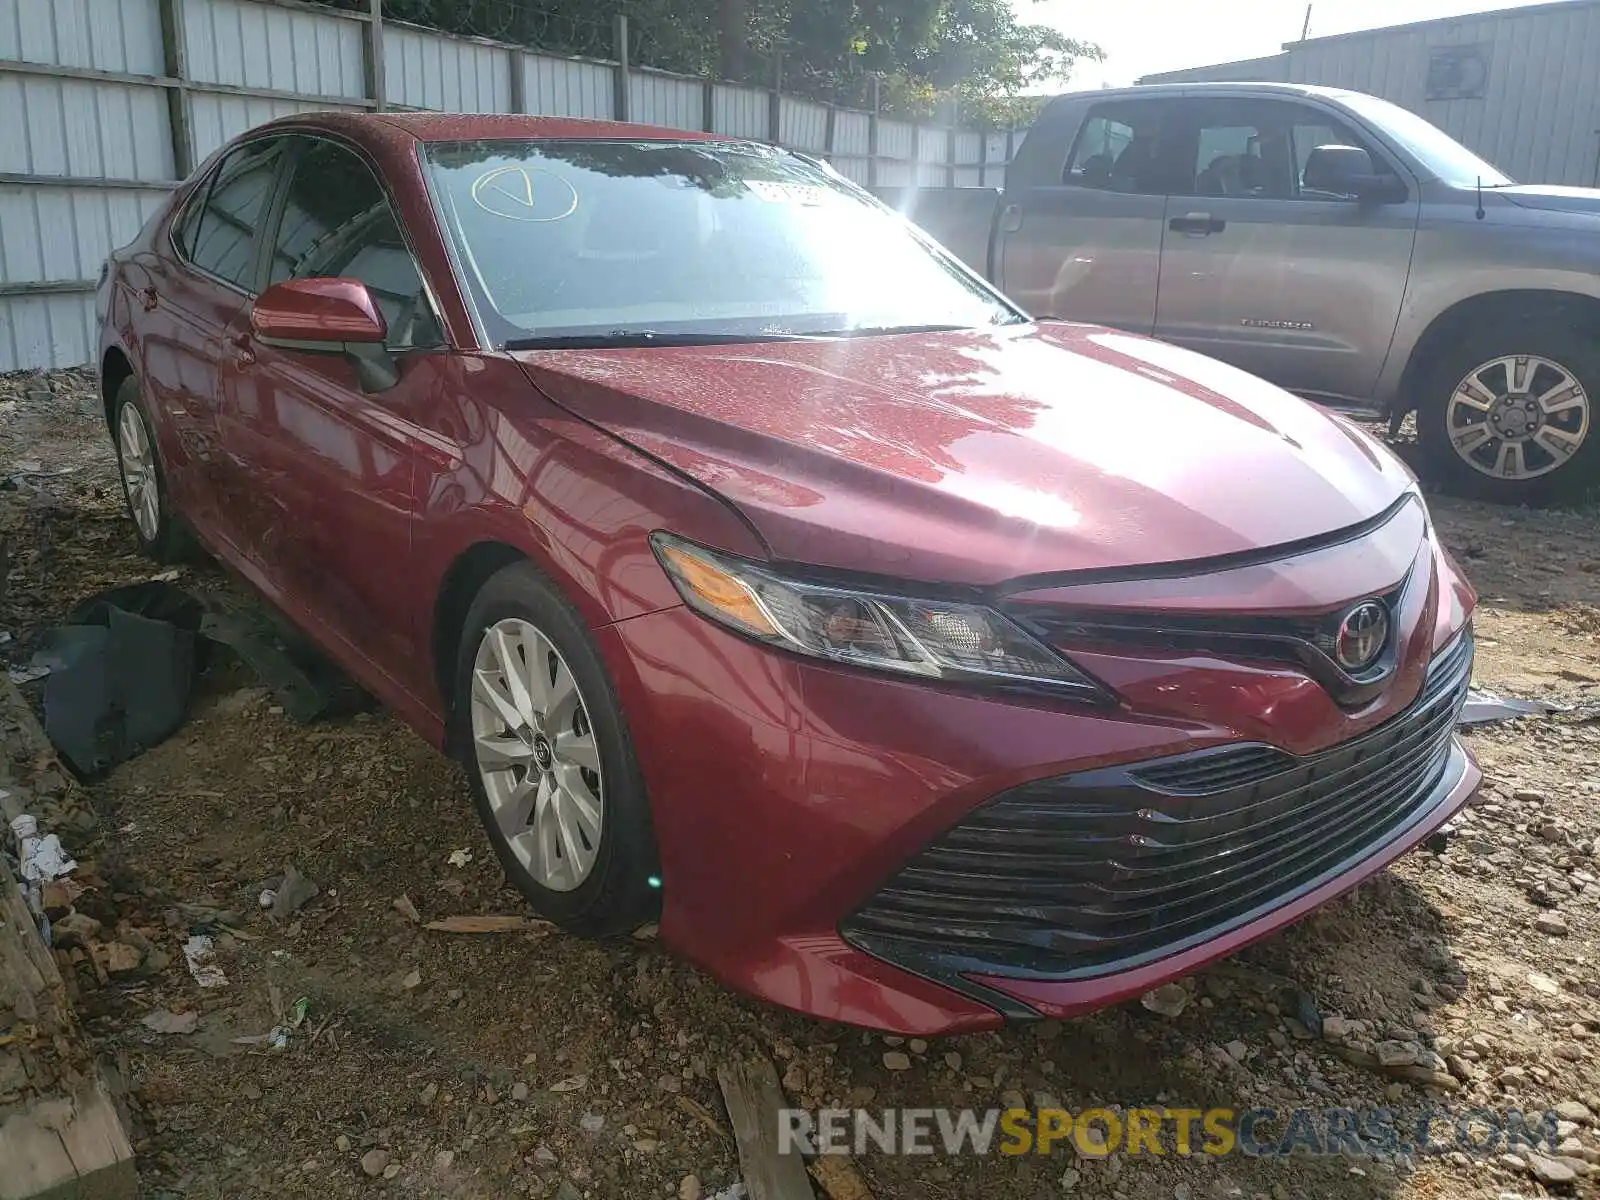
1169;212;1226;236
140;286;158;312
998;203;1023;233
230;331;256;367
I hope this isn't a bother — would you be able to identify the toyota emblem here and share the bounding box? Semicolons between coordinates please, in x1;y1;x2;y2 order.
1334;600;1389;672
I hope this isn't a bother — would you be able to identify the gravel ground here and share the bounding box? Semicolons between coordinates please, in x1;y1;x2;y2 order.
2;366;1599;1200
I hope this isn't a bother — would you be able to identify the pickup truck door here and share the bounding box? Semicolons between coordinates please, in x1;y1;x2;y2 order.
996;99;1182;334
1152;97;1421;405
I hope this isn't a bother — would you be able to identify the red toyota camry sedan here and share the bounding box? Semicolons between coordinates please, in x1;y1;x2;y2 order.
97;112;1479;1035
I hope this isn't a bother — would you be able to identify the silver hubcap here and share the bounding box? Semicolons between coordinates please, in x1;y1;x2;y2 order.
1447;354;1590;481
470;618;603;892
117;402;160;541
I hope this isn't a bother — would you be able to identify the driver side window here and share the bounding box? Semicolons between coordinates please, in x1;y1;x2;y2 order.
268;138;443;350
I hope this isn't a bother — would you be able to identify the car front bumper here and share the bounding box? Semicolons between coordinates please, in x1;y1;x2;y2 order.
597;598;1477;1036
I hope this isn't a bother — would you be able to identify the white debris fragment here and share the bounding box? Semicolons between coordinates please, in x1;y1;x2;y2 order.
184;934;229;988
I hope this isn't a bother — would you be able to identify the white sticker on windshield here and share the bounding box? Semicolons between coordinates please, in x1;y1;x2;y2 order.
744;179;829;206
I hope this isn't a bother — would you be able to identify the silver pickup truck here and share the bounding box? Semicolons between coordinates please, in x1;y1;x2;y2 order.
883;82;1600;507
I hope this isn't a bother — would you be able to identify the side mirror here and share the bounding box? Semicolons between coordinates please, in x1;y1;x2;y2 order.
250;277;397;391
1302;145;1406;203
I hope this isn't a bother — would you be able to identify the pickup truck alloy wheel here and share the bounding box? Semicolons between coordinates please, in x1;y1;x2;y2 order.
1446;354;1589;482
470;616;603;892
1419;324;1600;506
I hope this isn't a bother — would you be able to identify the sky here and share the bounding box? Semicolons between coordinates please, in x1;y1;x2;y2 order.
1028;0;1559;88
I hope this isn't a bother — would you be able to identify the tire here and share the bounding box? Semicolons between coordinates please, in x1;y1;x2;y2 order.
111;376;196;563
1416;320;1600;507
452;561;660;937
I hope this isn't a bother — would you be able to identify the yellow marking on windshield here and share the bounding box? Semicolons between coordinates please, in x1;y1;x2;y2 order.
469;165;580;222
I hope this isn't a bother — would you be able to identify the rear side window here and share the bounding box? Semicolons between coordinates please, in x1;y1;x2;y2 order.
267;137;440;349
189;139;286;291
1063;101;1175;195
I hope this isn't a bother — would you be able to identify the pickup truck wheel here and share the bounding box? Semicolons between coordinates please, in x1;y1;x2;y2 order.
453;561;660;937
1417;326;1598;506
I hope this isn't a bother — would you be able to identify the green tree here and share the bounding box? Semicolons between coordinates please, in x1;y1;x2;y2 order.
348;0;1099;121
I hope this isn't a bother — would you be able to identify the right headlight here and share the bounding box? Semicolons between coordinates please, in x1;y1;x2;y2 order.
650;532;1107;700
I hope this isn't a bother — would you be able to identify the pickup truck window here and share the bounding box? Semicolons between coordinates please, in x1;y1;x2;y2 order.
1062;101;1171;195
1175;99;1382;201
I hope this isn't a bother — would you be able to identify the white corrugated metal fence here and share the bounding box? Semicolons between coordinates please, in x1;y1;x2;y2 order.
0;0;1015;371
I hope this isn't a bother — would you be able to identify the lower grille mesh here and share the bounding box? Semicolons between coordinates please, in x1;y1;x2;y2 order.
841;632;1473;979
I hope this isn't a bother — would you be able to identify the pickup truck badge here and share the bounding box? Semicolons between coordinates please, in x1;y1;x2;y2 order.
1241;318;1314;331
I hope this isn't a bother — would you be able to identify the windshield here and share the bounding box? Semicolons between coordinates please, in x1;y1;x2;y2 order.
1335;92;1512;187
422;139;1021;347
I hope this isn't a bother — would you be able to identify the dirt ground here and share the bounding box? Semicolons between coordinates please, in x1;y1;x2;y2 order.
2;366;1599;1200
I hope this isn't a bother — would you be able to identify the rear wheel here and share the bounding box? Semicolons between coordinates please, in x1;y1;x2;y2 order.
112;376;195;562
1417;323;1599;506
453;561;659;936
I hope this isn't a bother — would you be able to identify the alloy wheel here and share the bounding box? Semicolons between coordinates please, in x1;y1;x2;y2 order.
470;617;604;892
1446;354;1590;481
117;402;160;541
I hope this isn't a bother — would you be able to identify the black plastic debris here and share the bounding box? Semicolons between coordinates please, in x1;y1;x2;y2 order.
199;599;368;725
33;583;204;776
26;581;369;778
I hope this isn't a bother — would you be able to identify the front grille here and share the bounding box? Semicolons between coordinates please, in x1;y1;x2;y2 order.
1006;580;1410;708
841;631;1473;982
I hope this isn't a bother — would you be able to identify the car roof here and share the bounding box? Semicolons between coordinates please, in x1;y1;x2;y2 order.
252;109;737;147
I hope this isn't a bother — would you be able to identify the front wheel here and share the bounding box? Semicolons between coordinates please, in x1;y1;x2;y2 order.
1416;324;1599;506
452;561;660;936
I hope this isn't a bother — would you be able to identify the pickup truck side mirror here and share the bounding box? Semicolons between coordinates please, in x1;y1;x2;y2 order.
1302;145;1407;204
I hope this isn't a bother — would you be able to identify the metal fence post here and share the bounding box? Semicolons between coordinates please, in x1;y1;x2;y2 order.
768;53;782;145
703;78;716;132
867;75;881;187
613;15;631;121
365;0;386;112
509;46;525;113
156;0;192;177
824;102;837;164
946;98;958;188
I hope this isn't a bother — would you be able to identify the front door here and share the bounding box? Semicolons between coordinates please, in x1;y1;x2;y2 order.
998;99;1180;333
1152;97;1421;405
217;135;448;686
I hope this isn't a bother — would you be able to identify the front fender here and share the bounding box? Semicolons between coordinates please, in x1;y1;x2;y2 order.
1377;200;1600;407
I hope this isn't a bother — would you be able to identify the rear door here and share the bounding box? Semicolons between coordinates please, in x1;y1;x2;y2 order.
1152;96;1421;404
997;99;1182;333
138;137;291;546
216;134;447;684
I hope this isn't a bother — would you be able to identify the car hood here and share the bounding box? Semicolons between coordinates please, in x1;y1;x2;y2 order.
1497;184;1600;215
513;323;1414;586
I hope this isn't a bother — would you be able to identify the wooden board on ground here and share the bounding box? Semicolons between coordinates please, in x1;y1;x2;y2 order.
810;1154;874;1200
0;676;137;1200
715;1055;816;1200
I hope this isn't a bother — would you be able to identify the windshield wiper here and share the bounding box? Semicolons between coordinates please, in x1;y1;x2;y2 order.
807;323;969;338
504;330;816;350
806;318;1027;339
